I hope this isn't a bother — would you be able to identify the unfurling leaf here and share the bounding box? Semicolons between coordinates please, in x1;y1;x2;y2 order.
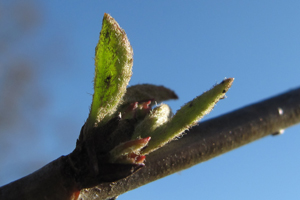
123;84;178;105
109;137;151;164
81;13;234;170
142;78;234;154
86;13;133;131
132;104;172;139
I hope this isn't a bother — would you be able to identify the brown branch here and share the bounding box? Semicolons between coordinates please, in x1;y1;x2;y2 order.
0;156;78;200
79;87;300;199
1;87;300;200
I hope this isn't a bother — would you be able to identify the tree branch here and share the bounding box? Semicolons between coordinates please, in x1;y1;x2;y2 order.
0;156;78;200
1;87;300;200
79;87;300;199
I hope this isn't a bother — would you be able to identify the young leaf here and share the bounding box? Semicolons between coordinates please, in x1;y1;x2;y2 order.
109;137;151;164
142;78;234;154
131;104;172;139
86;13;133;130
123;84;178;105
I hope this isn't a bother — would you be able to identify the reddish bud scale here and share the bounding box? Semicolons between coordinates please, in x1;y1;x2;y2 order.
122;100;153;120
70;190;80;200
142;100;152;109
135;155;146;163
120;137;151;150
127;152;146;164
135;100;152;119
109;137;151;164
122;102;138;119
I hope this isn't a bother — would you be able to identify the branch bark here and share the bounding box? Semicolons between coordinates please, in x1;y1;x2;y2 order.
1;87;300;200
79;87;300;199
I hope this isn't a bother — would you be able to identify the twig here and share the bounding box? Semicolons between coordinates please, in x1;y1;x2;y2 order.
79;87;300;199
1;88;300;200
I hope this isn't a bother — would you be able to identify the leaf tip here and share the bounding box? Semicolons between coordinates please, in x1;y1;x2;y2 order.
220;77;234;93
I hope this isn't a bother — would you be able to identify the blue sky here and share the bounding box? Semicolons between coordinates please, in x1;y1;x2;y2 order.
1;1;300;199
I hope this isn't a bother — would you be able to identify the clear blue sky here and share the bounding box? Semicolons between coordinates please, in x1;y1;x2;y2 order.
1;1;300;199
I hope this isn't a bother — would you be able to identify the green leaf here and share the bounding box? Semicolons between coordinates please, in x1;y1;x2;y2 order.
86;13;133;130
131;104;172;139
142;78;234;154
